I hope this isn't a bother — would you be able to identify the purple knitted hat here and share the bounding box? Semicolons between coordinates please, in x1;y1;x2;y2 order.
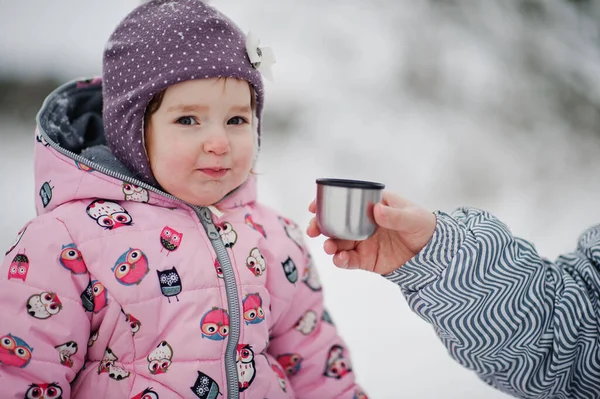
102;0;265;185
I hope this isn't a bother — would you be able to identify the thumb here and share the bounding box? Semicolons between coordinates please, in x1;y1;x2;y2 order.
381;190;413;209
374;203;421;233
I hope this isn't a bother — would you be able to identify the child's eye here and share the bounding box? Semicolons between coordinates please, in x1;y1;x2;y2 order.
228;116;248;125
176;116;198;125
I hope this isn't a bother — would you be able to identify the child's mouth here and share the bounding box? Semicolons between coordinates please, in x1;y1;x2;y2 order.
199;168;229;178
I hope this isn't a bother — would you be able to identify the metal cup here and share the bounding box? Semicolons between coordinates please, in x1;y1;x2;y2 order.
316;178;385;241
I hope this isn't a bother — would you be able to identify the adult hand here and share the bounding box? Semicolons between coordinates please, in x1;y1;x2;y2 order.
306;191;436;275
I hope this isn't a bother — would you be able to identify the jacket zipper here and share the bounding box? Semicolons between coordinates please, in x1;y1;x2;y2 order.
36;83;241;398
196;207;240;399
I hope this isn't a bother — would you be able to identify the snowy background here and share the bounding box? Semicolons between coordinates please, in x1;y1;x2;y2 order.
3;0;600;397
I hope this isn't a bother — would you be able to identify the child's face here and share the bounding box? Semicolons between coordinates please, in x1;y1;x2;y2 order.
145;78;256;206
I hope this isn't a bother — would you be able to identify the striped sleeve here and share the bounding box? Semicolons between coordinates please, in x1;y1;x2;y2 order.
385;207;600;398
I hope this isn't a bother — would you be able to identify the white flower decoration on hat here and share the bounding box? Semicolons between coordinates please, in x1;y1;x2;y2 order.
246;31;276;82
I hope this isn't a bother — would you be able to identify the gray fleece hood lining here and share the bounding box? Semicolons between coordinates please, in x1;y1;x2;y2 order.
38;80;136;179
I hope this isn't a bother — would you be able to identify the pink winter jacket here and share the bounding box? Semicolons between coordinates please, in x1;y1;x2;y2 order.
0;79;367;399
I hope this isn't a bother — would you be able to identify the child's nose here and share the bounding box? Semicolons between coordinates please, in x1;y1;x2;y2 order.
202;129;230;155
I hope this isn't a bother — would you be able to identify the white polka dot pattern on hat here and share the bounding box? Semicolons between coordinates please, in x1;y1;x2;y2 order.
102;0;265;185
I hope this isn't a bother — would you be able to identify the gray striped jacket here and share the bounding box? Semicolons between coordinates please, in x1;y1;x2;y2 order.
385;207;600;399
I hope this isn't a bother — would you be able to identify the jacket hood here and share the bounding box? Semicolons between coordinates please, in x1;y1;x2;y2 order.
34;77;256;216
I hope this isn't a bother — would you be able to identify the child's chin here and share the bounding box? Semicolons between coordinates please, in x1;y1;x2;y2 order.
187;197;221;207
176;177;249;207
186;191;227;207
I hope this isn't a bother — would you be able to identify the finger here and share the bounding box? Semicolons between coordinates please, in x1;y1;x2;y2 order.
306;218;321;237
381;190;413;209
308;200;316;214
332;251;349;268
333;250;363;270
331;239;358;251
323;239;340;255
322;236;356;252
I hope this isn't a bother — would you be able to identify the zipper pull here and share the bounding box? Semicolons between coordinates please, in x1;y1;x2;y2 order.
199;207;220;240
207;205;224;218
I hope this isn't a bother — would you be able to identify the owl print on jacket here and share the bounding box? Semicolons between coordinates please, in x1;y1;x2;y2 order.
295;310;318;335
200;308;230;341
87;331;99;348
98;347;130;380
322;309;334;325
214;259;223;279
81;281;94;312
86;200;133;230
7;252;29;281
277;353;302;377
246;248;266;277
80;280;108;313
271;363;288;393
35;128;50;146
27;292;62;319
281;257;298;284
125;313;141;336
323;344;352;379
5;224;27;255
39;181;54;208
123;182;149;203
108;364;131;381
190;371;221;399
242;293;265;325
216;222;237;248
130;388;159;399
59;243;87;275
157;267;182;302
91;280;108;313
353;387;369;399
147;340;173;375
98;347;117;373
244;214;266;238
303;254;322;291
24;383;63;399
278;216;305;251
112;248;150;286
0;333;33;368
76;161;93;172
160;226;183;255
236;344;256;392
55;341;78;368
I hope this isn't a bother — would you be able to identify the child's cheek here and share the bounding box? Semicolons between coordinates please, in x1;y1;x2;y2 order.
238;136;257;171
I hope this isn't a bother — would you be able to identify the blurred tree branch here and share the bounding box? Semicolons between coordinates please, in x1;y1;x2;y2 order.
0;77;61;122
